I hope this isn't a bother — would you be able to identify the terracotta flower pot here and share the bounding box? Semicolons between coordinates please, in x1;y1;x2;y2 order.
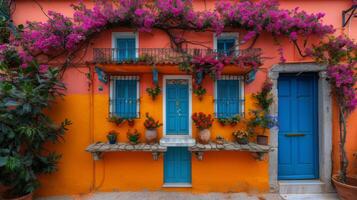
332;175;357;200
145;129;157;144
256;135;268;145
2;192;33;200
0;184;9;194
199;129;210;144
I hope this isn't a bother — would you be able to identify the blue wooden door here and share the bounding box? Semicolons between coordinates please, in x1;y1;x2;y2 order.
166;79;189;135
164;147;191;184
278;73;319;180
116;38;136;62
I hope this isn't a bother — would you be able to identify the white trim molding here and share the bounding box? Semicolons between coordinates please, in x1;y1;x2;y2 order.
268;63;333;194
162;75;193;138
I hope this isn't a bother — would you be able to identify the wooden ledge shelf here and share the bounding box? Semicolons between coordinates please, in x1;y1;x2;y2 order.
86;142;167;161
188;142;273;161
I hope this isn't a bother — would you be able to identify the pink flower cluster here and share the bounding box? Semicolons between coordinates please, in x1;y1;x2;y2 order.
19;0;334;55
328;64;357;112
191;54;226;79
191;51;262;79
216;0;334;41
309;35;357;113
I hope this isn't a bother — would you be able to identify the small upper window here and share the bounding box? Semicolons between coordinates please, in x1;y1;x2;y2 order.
112;32;138;62
215;76;244;118
215;33;239;56
110;76;140;118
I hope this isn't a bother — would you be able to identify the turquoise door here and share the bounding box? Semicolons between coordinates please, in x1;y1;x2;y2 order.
166;79;189;135
116;38;136;62
164;147;191;184
278;73;319;180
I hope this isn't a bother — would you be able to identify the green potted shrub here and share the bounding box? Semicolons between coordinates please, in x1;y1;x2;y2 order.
146;84;161;100
127;129;140;145
108;115;126;126
143;113;162;144
218;115;241;126
107;130;118;144
0;45;71;199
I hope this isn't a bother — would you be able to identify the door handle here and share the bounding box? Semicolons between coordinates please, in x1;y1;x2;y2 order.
285;133;306;137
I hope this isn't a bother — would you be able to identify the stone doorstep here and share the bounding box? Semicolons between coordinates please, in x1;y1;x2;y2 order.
280;193;339;200
279;180;326;194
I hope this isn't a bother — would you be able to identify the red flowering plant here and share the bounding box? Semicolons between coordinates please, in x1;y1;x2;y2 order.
143;113;162;130
308;35;357;184
192;112;214;130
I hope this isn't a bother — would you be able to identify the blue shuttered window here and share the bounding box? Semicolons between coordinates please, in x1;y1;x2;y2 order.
116;38;136;62
111;76;139;118
217;38;235;56
215;76;243;118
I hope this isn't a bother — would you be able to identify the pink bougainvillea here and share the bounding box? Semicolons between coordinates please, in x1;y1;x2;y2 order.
19;0;334;56
310;35;356;114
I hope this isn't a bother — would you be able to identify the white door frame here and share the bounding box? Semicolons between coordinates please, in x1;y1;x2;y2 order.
162;75;193;138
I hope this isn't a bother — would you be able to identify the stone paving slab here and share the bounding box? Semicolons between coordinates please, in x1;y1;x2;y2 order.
280;193;339;200
36;192;281;200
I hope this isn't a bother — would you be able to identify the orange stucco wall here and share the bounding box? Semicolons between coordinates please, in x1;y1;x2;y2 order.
12;0;357;196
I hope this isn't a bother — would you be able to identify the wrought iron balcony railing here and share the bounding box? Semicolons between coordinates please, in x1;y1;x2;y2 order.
93;48;261;64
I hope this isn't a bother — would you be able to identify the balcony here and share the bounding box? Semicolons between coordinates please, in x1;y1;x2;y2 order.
93;48;261;74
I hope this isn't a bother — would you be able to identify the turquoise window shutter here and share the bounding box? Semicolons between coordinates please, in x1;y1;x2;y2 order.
114;80;137;118
217;38;235;56
216;79;240;118
116;38;136;62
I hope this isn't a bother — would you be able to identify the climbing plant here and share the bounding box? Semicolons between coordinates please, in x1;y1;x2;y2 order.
308;35;357;183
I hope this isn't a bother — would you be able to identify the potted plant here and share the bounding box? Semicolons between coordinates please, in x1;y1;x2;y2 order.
146;84;161;100
107;130;118;144
127;129;140;145
109;115;126;126
218;115;241;126
218;118;230;126
250;79;275;145
192;84;206;101
247;110;277;145
192;112;214;144
143;113;162;144
215;135;226;144
229;115;241;126
232;130;250;144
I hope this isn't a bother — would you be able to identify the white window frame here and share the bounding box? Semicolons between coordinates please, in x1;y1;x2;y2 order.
213;32;239;53
109;75;140;118
162;75;193;138
214;75;245;118
111;32;139;61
